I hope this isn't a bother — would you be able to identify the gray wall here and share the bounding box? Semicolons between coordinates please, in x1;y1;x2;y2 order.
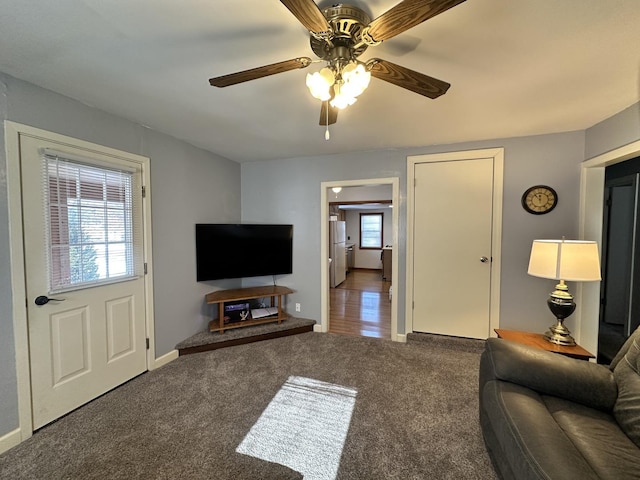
143;129;241;355
241;132;586;335
241;151;409;322
0;73;240;437
585;102;640;159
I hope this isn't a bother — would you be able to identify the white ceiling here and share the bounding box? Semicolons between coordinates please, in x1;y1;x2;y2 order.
1;1;639;163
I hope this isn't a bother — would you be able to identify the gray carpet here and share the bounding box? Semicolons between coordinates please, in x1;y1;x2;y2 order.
0;332;497;479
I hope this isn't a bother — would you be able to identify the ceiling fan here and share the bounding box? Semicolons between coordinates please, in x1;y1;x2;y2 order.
209;0;466;130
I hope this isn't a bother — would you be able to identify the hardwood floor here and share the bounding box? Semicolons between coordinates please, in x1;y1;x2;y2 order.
329;269;392;339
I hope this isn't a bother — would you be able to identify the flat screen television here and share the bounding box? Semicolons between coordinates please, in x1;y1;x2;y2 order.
195;224;293;281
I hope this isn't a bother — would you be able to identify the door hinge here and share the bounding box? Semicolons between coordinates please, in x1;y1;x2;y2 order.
146;338;150;350
142;185;146;198
144;263;148;274
414;178;417;187
412;301;415;310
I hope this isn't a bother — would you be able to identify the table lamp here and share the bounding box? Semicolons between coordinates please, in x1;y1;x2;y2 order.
527;239;601;346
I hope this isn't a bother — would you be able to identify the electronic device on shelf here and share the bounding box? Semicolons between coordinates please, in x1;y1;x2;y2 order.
224;301;251;323
195;224;293;281
251;307;279;319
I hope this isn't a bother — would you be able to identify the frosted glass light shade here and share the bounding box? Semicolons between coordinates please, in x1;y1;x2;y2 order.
307;61;370;109
306;67;335;101
330;83;357;109
341;62;371;98
527;239;601;282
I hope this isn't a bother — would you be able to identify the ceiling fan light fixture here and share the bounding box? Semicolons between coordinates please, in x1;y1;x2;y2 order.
341;62;371;98
329;82;358;109
306;67;335;101
330;93;356;109
210;1;461;129
312;61;369;110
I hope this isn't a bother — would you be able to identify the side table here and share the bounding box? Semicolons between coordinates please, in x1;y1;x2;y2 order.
494;329;595;361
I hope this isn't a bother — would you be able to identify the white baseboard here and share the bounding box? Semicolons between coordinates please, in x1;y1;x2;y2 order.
0;427;22;454
395;334;407;343
151;349;179;370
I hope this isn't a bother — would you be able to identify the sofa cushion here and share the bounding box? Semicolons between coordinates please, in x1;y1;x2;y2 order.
610;325;640;370
613;336;640;448
544;395;640;480
483;338;617;411
481;379;600;480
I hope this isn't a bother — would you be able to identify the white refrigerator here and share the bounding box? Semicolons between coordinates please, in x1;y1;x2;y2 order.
330;221;347;287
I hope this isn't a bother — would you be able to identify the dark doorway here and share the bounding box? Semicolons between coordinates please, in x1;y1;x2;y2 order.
598;157;640;363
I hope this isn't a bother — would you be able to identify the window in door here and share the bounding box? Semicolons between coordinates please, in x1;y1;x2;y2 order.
360;212;383;249
44;152;141;293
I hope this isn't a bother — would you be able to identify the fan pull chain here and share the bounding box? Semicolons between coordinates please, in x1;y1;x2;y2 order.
325;101;330;140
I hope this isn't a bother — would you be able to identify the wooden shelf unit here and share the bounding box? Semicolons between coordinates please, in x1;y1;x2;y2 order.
206;285;294;333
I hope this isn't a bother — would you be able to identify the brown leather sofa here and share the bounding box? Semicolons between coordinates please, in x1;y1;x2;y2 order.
479;326;640;479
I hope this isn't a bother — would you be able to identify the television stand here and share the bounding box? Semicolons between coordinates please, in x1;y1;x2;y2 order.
206;285;294;333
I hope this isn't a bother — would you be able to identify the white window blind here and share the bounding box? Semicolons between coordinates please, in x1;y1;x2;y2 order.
43;152;141;293
360;213;383;249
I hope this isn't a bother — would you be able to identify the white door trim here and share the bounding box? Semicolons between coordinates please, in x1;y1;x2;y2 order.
578;139;640;355
319;177;400;341
4;121;156;447
406;148;504;335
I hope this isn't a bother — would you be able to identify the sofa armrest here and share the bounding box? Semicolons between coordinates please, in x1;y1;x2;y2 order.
481;338;617;411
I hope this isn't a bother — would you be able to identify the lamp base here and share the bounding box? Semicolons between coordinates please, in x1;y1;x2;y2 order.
543;321;576;346
544;281;577;346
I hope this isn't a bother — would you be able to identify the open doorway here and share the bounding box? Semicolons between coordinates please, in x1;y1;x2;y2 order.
597;159;640;363
320;178;400;341
579;139;640;357
329;196;392;338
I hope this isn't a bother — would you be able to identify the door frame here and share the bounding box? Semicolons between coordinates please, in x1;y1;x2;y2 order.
5;121;156;444
406;148;504;335
579;139;640;355
319;177;400;341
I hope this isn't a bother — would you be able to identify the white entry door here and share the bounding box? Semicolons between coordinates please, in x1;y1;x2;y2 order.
410;153;501;339
19;133;148;429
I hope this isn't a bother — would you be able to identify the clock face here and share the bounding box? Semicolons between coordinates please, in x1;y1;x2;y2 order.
522;185;557;215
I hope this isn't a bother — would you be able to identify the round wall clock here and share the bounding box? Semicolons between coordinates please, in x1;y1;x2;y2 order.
521;185;558;215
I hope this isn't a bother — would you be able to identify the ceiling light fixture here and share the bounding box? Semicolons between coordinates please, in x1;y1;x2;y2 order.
306;60;371;110
209;1;458;135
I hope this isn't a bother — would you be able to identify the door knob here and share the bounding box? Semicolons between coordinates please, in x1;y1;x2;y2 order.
480;256;489;263
34;295;65;306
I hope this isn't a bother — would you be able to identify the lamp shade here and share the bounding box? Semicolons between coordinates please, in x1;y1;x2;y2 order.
527;239;601;282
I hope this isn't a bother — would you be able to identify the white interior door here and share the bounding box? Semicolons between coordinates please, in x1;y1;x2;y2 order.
412;158;495;339
19;134;148;429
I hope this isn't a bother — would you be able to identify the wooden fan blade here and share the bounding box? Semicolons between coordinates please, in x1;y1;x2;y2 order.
367;0;466;42
209;57;311;87
320;101;338;126
280;0;331;34
368;58;450;99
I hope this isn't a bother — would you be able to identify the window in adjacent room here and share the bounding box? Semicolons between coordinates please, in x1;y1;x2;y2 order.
359;212;383;249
